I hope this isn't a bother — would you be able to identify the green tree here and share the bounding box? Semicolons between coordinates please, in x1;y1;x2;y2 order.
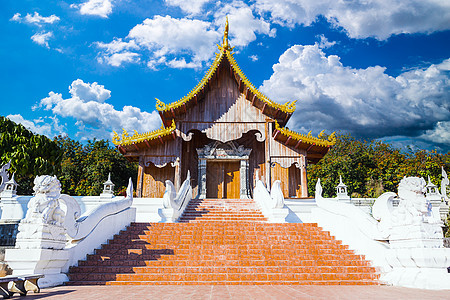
0;116;62;194
56;137;137;196
308;133;450;198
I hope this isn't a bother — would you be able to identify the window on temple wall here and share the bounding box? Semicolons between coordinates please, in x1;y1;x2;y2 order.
143;162;175;198
270;162;303;198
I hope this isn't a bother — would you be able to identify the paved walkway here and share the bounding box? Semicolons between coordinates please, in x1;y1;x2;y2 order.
9;285;450;299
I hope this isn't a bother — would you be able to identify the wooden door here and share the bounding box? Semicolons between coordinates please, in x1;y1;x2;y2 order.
206;161;240;198
225;161;240;198
206;162;224;198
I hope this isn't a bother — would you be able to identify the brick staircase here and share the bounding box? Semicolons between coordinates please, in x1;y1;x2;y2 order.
67;198;379;285
178;198;268;223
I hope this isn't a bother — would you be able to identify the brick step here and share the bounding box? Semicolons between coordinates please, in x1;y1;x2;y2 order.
97;244;348;251
93;248;357;257
66;280;378;286
87;255;363;263
77;259;372;268
69;272;378;282
70;265;376;274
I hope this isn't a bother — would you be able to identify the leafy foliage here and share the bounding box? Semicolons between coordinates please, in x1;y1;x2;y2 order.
55;136;137;196
0;117;62;194
307;134;450;198
1;116;137;196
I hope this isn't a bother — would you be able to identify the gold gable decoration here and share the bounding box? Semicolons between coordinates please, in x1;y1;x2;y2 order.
112;120;176;146
274;121;336;147
155;19;296;115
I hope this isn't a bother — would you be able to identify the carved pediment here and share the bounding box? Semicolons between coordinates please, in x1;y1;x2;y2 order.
197;141;251;160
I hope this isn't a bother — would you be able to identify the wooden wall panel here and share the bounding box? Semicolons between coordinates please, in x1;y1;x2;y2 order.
178;64;268;124
142;163;175;198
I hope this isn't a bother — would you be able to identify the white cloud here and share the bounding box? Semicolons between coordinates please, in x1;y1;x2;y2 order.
71;0;113;18
99;52;140;67
214;1;275;47
254;0;450;40
11;13;21;22
35;79;161;140
317;34;336;48
165;0;212;15
31;31;53;48
260;44;450;146
6;114;65;137
249;55;258;62
129;15;219;63
11;12;60;26
96;38;140;67
420;121;450;146
69;79;111;103
97;15;221;69
97;7;276;69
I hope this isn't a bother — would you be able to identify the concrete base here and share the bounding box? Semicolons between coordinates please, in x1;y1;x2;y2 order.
381;268;450;290
158;208;174;223
5;248;69;288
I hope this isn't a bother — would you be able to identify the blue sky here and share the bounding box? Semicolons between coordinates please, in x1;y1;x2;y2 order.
1;0;449;152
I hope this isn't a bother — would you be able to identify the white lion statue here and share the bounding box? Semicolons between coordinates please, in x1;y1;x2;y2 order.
391;177;437;226
24;175;65;226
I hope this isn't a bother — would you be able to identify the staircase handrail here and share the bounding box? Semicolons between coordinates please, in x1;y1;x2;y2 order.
61;178;134;240
162;171;192;221
253;179;285;220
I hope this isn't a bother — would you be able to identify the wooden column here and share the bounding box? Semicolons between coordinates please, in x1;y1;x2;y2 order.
137;156;144;198
173;157;181;190
265;121;272;189
198;159;207;199
300;157;308;197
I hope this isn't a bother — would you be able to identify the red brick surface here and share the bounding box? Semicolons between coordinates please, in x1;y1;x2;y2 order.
67;199;379;285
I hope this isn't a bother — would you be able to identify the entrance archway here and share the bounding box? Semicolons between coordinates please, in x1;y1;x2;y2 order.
197;141;251;199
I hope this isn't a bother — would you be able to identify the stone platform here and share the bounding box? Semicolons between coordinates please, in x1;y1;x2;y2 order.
12;285;450;299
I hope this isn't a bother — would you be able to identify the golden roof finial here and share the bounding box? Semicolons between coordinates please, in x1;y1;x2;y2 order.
222;16;229;49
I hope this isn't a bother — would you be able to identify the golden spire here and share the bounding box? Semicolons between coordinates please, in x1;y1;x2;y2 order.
222;16;230;50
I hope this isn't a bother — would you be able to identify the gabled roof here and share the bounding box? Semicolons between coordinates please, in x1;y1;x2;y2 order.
156;18;296;126
112;19;336;158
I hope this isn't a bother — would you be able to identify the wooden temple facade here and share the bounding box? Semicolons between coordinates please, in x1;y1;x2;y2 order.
112;20;336;199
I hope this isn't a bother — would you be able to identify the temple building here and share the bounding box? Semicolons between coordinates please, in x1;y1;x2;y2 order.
112;19;335;199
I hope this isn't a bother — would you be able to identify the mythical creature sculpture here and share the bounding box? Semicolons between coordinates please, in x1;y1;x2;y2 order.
162;172;192;222
442;167;449;201
23;175;65;226
0;160;11;192
391;177;436;225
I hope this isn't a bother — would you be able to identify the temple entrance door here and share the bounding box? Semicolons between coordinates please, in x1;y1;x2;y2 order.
206;161;240;198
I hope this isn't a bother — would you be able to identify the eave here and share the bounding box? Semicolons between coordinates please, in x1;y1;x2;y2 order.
273;121;336;162
112;120;177;153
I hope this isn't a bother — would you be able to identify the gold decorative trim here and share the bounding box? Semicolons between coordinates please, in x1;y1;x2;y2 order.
112;120;176;146
155;51;224;112
226;51;296;113
155;19;296;115
274;121;336;147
